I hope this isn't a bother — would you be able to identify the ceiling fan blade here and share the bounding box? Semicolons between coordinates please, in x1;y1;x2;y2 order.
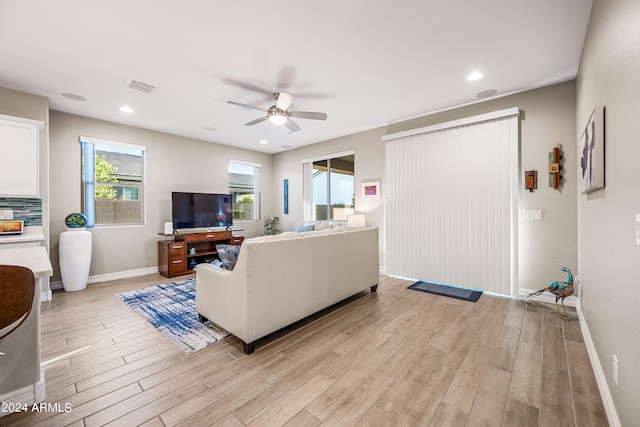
222;78;272;98
228;100;267;112
275;92;294;110
289;92;333;99
288;111;327;120
244;116;269;126
275;66;296;90
285;119;301;132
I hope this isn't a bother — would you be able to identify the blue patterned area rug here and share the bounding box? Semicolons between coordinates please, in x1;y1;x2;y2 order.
116;278;229;354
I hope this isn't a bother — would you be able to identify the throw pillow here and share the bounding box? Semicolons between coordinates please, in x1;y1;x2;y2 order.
295;224;315;232
216;244;240;270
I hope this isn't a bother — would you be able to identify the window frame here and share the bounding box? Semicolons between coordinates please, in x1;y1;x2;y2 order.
302;150;355;222
80;136;146;228
228;159;261;222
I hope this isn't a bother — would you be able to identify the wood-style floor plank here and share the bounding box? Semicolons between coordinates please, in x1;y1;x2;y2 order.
465;367;511;427
508;341;542;408
2;273;608;427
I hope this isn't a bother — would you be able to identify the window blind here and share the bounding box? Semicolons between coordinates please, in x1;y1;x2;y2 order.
384;108;519;295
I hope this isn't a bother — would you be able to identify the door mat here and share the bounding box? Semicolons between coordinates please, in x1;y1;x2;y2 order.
407;281;483;302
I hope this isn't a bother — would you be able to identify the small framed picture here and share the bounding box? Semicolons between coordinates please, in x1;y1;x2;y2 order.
524;170;537;192
362;181;380;199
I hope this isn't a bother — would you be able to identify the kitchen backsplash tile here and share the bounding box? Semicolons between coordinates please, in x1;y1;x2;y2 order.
0;197;42;226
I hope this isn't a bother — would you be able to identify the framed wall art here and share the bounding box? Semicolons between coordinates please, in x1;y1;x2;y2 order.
579;105;605;194
524;170;537;192
283;179;289;214
362;181;380;199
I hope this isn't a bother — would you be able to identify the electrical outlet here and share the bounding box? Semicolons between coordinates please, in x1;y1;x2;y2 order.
613;354;618;386
524;209;542;220
0;209;14;220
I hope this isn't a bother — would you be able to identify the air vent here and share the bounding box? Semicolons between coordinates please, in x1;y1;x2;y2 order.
124;79;157;94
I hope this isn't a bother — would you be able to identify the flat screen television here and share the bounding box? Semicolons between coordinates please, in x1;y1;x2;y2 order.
171;192;233;230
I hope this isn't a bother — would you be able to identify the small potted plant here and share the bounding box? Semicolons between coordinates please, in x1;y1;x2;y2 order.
264;216;280;235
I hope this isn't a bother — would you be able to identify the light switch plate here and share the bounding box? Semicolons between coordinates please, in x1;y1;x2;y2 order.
524;210;542;220
0;209;13;220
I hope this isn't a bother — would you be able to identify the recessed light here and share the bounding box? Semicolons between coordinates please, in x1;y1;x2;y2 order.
260;139;268;144
467;72;484;81
62;92;86;101
120;106;134;113
202;126;216;131
476;89;498;98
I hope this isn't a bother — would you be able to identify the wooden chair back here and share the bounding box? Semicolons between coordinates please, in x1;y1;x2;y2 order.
0;265;35;340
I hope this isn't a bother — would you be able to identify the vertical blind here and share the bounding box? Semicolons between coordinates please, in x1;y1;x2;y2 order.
384;108;519;295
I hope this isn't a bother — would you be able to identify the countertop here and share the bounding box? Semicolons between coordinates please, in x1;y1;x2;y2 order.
0;225;45;245
0;246;53;278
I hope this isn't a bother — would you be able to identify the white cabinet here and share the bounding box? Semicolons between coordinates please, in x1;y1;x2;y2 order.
0;114;44;197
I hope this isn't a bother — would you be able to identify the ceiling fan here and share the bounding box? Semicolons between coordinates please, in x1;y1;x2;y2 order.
227;92;327;132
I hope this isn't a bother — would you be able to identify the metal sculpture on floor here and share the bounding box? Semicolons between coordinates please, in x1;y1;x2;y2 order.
522;267;574;319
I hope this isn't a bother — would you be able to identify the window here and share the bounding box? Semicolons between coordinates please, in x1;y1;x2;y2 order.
228;160;261;221
81;137;146;227
303;152;355;221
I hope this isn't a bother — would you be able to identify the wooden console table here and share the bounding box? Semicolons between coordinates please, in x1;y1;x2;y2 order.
158;230;244;278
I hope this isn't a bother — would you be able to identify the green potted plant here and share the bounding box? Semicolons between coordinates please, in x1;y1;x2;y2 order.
264;216;280;235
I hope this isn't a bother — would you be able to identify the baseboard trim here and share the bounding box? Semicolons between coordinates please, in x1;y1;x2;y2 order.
517;288;578;307
40;290;52;302
50;266;159;290
577;301;621;427
0;369;45;418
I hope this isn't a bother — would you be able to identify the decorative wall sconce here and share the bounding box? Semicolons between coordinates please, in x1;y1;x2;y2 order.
549;143;565;189
525;170;537;192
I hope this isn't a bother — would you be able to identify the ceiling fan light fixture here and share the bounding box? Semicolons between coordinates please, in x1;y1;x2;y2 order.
268;113;287;125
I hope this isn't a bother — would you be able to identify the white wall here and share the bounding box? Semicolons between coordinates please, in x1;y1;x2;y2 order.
49;111;273;281
274;81;577;290
576;0;640;424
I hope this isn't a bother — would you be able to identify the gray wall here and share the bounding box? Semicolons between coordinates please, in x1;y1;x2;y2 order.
0;80;579;293
49;111;273;281
273;81;578;291
273;128;387;263
576;0;640;424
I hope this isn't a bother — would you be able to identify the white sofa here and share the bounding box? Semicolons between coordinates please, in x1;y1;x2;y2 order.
195;227;379;354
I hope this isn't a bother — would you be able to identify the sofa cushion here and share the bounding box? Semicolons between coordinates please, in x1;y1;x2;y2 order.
216;244;240;270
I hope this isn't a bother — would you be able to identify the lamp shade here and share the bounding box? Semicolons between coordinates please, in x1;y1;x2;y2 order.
346;214;366;227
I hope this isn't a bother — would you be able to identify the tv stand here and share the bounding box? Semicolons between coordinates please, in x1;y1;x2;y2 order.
157;230;244;278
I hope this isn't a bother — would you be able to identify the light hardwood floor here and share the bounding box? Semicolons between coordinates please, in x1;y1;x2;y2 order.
2;274;608;426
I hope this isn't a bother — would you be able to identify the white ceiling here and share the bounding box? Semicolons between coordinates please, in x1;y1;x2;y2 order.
0;0;592;154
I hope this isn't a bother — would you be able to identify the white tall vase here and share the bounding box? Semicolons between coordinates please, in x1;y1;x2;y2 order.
59;228;92;292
